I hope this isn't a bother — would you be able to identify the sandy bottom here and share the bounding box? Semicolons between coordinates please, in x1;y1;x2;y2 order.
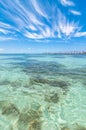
0;54;86;130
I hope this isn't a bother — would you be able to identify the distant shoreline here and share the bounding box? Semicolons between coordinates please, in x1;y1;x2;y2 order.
0;52;86;55
44;52;86;55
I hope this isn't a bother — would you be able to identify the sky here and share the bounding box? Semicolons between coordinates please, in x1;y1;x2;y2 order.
0;0;86;53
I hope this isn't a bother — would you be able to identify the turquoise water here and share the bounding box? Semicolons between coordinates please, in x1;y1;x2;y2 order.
0;54;86;130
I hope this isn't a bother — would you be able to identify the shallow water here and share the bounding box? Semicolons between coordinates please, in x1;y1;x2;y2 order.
0;54;86;130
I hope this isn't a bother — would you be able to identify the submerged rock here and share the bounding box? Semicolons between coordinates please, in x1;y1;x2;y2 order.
2;103;19;117
61;126;70;130
18;106;42;130
30;77;69;88
29;119;42;130
44;91;60;104
21;60;66;76
0;80;10;85
29;77;48;85
74;123;86;130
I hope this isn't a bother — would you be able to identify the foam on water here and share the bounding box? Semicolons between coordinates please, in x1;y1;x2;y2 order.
0;54;86;130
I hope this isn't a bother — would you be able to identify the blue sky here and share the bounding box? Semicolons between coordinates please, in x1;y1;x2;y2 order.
0;0;86;53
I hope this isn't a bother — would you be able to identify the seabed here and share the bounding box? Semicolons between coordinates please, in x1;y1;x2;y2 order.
0;54;86;130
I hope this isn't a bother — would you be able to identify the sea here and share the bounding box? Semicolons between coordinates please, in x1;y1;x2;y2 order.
0;54;86;130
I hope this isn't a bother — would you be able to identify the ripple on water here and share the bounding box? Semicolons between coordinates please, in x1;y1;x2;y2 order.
0;54;86;130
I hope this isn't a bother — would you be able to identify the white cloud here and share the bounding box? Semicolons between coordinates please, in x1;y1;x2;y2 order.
24;24;54;39
30;0;47;18
16;0;44;26
75;32;86;37
57;28;61;38
70;10;81;15
0;28;10;34
0;0;85;40
0;22;12;28
60;0;74;6
57;10;78;38
0;21;17;35
0;0;43;33
29;25;37;31
0;36;16;41
39;26;52;38
24;31;43;39
24;32;35;39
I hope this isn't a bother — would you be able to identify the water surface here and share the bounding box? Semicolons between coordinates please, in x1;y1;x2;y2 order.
0;54;86;130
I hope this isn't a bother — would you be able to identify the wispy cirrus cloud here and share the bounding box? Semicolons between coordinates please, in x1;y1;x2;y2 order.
60;0;75;6
0;21;18;41
0;21;14;34
0;22;12;28
0;0;85;41
0;28;9;34
0;21;18;37
69;10;81;15
75;32;86;37
24;29;45;39
30;0;48;18
0;36;15;41
57;10;79;38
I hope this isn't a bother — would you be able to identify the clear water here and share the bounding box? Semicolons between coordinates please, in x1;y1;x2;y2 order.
0;54;86;130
